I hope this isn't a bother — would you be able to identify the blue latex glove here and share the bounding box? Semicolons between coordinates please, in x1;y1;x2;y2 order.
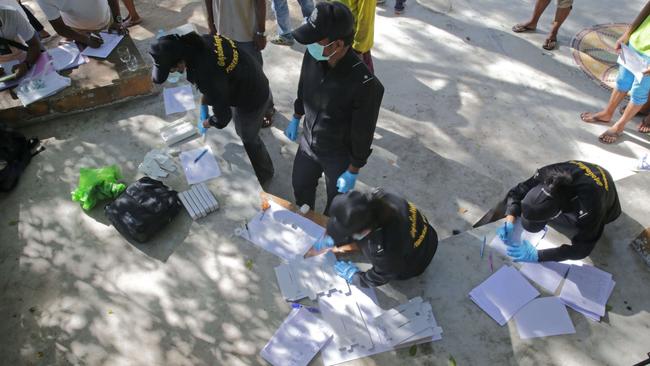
496;221;515;245
284;116;300;141
507;240;539;262
313;235;334;251
336;171;358;193
334;260;360;283
198;104;209;135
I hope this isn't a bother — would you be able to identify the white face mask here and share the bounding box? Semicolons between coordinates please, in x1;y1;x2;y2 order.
352;229;371;241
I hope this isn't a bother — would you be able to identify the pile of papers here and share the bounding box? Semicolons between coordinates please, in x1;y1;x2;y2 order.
275;252;349;301
374;297;443;347
241;200;325;261
16;53;70;106
138;149;176;179
559;264;615;321
47;43;87;71
469;266;540;326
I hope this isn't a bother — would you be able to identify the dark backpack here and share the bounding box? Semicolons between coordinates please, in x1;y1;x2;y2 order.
105;177;182;243
0;124;43;192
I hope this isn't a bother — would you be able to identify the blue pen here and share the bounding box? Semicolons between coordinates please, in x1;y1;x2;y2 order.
480;236;486;258
194;148;209;163
291;302;320;314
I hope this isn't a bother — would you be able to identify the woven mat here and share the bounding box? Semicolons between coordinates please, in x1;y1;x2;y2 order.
571;23;628;91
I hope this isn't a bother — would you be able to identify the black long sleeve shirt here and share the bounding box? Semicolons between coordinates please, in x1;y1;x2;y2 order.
505;161;621;262
186;34;270;128
332;192;438;287
294;48;384;168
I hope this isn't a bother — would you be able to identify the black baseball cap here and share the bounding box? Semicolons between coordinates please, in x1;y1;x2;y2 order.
292;1;354;45
327;191;373;244
520;185;561;233
149;35;185;84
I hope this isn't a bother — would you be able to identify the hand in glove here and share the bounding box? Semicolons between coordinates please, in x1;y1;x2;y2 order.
284;116;300;141
336;170;358;193
334;260;360;283
313;236;334;251
496;221;514;245
507;240;539;262
198;105;209;134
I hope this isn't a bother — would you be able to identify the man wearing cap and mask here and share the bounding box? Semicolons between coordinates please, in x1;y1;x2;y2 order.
310;189;438;288
149;32;274;186
284;1;384;214
485;161;621;263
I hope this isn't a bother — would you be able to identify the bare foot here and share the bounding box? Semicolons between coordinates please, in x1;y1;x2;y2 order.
599;128;622;144
581;111;612;124
639;116;650;133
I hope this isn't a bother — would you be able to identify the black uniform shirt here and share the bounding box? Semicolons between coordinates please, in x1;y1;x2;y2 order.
186;34;270;128
505;161;621;262
333;192;438;287
294;48;384;168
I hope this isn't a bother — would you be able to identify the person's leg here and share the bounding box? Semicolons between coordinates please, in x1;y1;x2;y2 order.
600;75;650;143
513;0;551;32
581;65;634;124
543;0;572;50
232;98;275;185
238;42;276;126
298;0;315;18
292;146;324;210
320;155;351;215
121;0;142;25
271;0;294;44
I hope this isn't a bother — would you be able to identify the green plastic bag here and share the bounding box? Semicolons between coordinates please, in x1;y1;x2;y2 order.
71;165;127;210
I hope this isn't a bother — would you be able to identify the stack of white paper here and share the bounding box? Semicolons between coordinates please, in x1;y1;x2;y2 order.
47;43;88;71
179;146;221;185
519;261;571;294
260;308;332;366
374;297;443;347
320;287;442;366
242;200;325;261
16;54;70;106
490;221;547;257
559;264;615;321
163;85;196;115
514;297;575;339
469;266;540;326
160;119;199;146
275;252;349;301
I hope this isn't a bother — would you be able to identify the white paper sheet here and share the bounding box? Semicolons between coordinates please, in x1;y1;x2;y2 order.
514;297;575;339
374;297;443;347
618;44;648;81
559;264;615;321
80;32;125;58
469;266;540;326
519;261;570;294
260;308;332;366
179;146;221;185
163;85;196;115
16;54;70;106
275;251;349;301
48;43;87;71
490;221;547;257
321;286;442;366
242;200;325;261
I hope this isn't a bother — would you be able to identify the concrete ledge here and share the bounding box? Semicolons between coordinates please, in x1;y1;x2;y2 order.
0;35;154;126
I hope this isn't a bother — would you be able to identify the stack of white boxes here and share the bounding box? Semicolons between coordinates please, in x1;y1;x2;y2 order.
178;183;219;220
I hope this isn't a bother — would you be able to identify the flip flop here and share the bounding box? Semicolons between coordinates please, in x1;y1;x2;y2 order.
598;129;621;144
543;38;557;50
124;17;143;28
580;112;610;124
512;24;536;33
639;118;650;133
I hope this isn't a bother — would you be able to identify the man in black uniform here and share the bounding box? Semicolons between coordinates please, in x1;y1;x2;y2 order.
311;189;438;287
487;161;621;263
149;32;274;185
284;2;384;214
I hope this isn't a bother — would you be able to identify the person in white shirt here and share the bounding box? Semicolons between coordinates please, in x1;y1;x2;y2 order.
35;0;126;48
0;4;41;78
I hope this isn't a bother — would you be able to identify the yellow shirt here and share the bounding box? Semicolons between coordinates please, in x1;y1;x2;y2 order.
338;0;376;53
630;15;650;56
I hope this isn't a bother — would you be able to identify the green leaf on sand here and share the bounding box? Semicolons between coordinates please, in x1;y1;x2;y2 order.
449;355;457;366
245;259;254;270
409;345;417;356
